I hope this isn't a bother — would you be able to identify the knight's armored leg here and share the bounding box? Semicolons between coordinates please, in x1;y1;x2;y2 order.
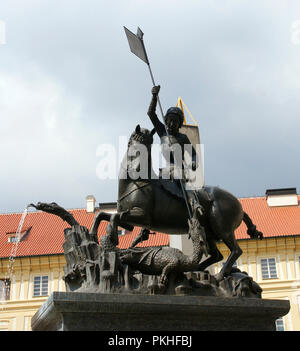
187;191;205;224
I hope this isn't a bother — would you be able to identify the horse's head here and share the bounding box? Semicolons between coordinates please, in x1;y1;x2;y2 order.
128;124;155;149
121;125;156;181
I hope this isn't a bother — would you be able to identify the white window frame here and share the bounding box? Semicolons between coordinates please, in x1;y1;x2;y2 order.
0;320;9;332
261;258;278;279
7;236;18;243
33;275;49;297
0;279;10;301
275;317;285;331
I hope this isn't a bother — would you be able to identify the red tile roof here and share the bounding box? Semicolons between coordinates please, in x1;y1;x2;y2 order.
236;195;300;239
0;209;169;259
0;195;299;258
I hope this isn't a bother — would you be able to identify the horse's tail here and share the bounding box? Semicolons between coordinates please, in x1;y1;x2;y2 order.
243;212;263;240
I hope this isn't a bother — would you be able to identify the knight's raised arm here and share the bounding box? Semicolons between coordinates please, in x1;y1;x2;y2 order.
147;85;165;137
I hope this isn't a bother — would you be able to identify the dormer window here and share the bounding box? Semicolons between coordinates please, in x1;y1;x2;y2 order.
6;227;32;243
7;235;18;243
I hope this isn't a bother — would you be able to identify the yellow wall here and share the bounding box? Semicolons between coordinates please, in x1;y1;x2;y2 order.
1;236;300;331
0;255;66;331
215;236;300;331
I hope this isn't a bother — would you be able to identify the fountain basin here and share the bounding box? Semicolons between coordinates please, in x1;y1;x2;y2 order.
31;291;290;331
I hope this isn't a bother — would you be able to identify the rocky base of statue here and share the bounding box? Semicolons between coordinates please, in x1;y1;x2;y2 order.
30;202;262;298
62;223;262;298
30;203;290;331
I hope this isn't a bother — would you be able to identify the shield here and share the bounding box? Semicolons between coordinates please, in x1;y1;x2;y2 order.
178;97;204;190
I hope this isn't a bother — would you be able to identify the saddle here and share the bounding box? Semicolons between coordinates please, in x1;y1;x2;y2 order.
159;178;184;199
159;177;214;213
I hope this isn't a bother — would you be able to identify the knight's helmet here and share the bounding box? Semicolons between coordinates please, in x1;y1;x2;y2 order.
165;107;184;127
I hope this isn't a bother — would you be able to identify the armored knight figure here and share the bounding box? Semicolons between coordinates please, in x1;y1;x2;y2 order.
147;85;205;220
148;85;197;182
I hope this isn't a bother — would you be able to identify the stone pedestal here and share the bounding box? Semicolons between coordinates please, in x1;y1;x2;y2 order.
31;292;290;331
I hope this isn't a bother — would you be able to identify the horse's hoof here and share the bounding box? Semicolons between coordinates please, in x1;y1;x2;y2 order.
148;284;158;295
175;285;193;295
157;283;167;293
148;284;165;295
214;272;224;282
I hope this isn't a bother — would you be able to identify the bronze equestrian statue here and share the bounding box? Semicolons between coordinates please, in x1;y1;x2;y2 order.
31;85;263;283
90;123;263;282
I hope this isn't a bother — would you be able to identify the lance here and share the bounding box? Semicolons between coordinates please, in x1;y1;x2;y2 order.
124;26;192;220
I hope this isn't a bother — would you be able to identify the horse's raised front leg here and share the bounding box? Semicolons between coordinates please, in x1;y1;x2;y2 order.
90;211;112;238
89;210;134;239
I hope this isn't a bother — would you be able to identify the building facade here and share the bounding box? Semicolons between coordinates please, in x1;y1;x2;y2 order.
215;236;300;331
1;190;300;331
0;254;65;331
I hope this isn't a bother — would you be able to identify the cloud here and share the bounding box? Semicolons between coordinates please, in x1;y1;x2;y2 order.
0;66;105;211
0;0;300;212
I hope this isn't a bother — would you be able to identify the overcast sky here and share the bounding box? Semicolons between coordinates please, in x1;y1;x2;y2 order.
1;0;300;213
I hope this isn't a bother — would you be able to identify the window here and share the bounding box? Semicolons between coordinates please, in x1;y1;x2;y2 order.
33;276;48;297
7;235;18;243
261;258;278;279
117;229;126;236
0;320;9;331
275;318;285;331
6;228;31;243
0;280;10;301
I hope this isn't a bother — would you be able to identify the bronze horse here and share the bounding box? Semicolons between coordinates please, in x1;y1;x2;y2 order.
90;125;263;281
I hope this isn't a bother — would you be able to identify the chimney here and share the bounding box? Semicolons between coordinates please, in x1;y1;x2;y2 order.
266;188;298;207
86;195;96;213
98;202;117;213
